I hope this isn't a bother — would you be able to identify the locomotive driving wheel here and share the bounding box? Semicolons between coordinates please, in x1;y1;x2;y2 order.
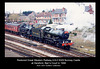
44;40;48;44
55;42;60;48
65;45;70;50
20;33;24;37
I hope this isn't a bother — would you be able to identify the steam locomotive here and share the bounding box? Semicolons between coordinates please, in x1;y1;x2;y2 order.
5;22;73;50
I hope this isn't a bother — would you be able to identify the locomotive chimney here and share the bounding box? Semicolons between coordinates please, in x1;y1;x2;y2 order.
62;7;65;11
52;9;55;12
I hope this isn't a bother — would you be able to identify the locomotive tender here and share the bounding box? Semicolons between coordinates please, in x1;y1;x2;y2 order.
5;22;73;50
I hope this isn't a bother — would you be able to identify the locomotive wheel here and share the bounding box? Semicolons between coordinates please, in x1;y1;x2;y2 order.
44;40;48;44
65;45;70;50
45;40;48;44
40;39;44;43
20;34;24;38
32;37;35;40
28;36;30;39
26;35;28;38
55;42;60;48
39;39;42;43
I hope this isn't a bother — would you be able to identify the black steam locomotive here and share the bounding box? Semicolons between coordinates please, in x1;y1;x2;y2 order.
19;23;73;50
5;23;73;50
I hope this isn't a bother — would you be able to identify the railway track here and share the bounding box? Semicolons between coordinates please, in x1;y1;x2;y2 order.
5;32;95;57
5;39;60;57
5;45;34;57
5;44;35;57
5;36;76;57
70;49;95;57
5;41;48;57
41;43;95;57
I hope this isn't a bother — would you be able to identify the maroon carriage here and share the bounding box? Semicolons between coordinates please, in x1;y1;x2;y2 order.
5;23;20;34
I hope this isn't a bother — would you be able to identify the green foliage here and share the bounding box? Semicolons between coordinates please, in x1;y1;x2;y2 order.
42;10;45;12
23;11;33;16
73;33;77;36
48;19;52;24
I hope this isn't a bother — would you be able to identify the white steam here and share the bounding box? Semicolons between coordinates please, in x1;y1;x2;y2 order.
64;3;95;42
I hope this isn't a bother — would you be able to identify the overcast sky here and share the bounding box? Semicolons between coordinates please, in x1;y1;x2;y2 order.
5;2;95;13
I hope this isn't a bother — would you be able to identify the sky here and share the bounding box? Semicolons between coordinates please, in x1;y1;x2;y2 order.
5;2;95;13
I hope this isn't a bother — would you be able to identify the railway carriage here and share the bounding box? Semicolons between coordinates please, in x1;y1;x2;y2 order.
5;23;20;34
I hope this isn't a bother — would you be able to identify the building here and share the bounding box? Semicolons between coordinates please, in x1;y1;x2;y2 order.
18;15;30;22
51;7;67;24
6;8;67;24
8;13;20;22
28;11;36;22
35;8;67;24
18;11;36;23
36;12;51;24
85;4;94;14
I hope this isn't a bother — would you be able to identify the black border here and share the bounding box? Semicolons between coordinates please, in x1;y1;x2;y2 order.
1;0;97;68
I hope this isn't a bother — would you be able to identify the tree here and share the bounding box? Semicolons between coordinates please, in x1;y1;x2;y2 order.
42;10;45;12
23;11;33;16
48;19;53;24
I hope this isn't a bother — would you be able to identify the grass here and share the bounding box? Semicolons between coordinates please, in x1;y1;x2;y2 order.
69;32;95;55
